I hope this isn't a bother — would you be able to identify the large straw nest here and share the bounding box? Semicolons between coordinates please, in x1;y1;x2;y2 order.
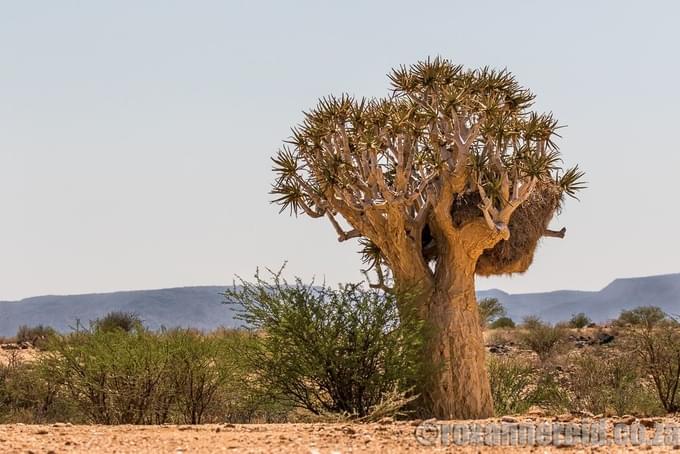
422;182;562;276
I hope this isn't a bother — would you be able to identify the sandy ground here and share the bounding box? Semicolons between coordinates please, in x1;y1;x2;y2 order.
2;417;680;453
0;347;37;366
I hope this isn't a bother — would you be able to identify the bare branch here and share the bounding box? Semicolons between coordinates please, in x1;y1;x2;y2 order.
543;227;566;239
364;265;394;293
326;212;361;242
298;199;325;218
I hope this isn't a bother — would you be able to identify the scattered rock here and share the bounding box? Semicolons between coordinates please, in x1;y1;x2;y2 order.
501;416;518;423
619;415;636;425
1;343;19;350
378;417;393;425
556;414;573;422
639;418;656;428
527;406;546;417
35;429;49;435
223;423;236;429
409;419;423;427
596;333;615;345
341;426;356;435
487;344;512;354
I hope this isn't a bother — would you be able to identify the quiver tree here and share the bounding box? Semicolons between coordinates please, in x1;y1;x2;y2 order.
271;58;584;419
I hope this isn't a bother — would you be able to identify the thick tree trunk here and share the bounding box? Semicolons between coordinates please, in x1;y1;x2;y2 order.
420;260;494;420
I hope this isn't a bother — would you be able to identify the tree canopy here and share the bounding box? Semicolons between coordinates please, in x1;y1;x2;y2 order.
272;58;584;289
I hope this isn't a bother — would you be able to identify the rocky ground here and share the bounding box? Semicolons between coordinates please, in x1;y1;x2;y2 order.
2;415;680;453
0;343;37;366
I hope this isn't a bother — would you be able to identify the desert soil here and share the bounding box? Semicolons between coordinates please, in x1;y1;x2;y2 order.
2;417;680;453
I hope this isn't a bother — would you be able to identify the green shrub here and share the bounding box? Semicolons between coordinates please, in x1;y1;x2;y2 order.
163;328;251;424
0;352;79;423
568;313;591;329
224;271;425;418
47;329;171;424
519;322;567;361
568;349;661;416
490;317;515;329
487;357;567;415
2;325;287;425
16;325;56;350
521;315;543;330
530;369;570;413
629;321;680;413
42;326;271;424
487;356;534;414
93;311;143;333
616;306;667;329
478;298;506;327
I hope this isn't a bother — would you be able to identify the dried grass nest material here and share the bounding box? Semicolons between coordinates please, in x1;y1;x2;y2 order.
422;182;562;276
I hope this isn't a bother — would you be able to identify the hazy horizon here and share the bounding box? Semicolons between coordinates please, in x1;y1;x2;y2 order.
2;1;679;301
4;271;680;303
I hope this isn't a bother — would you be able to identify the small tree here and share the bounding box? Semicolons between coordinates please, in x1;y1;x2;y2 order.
93;311;143;333
16;325;56;350
521;315;543;330
490;317;516;329
272;58;584;418
568;312;591;329
164;329;237;424
519;321;566;362
616;306;667;329
487;356;534;415
224;270;424;418
478;298;506;327
569;349;659;416
629;319;680;413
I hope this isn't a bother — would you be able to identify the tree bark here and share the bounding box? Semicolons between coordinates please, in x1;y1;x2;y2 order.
419;256;494;420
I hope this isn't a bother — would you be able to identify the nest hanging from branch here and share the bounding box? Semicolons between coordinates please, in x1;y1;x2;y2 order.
475;183;562;275
421;182;563;276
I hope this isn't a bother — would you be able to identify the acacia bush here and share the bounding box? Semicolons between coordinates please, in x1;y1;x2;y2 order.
519;321;567;361
487;356;567;415
30;326;275;424
490;317;516;329
568;313;591;329
47;329;175;424
615;306;667;328
521;316;543;330
16;325;56;349
487;356;534;414
478;298;506;327
92;311;143;333
224;271;425;418
567;349;661;416
628;319;680;413
0;326;282;425
0;351;79;423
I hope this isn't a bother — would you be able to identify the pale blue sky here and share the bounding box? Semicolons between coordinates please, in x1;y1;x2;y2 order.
1;1;679;300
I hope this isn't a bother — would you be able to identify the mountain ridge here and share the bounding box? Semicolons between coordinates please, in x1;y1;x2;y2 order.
1;273;679;337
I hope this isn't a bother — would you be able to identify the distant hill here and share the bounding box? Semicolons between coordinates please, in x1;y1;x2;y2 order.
1;273;679;337
478;273;680;324
0;286;236;337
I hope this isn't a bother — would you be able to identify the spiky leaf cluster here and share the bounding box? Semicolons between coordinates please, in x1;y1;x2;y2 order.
272;58;584;278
